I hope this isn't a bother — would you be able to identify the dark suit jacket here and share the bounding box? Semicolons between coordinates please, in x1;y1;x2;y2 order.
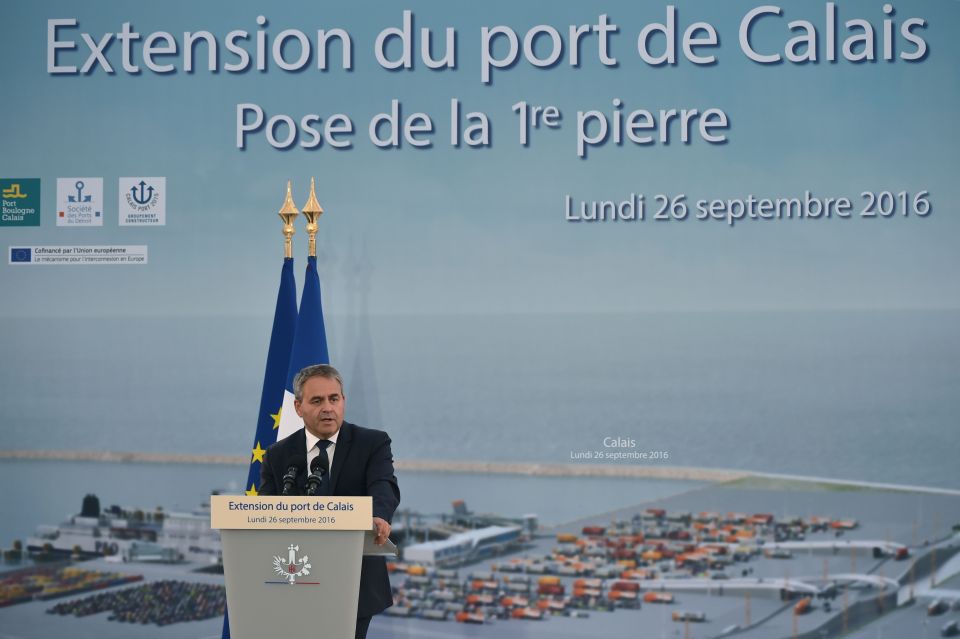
259;422;401;617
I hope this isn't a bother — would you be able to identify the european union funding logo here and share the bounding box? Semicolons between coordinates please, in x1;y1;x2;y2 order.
10;248;32;263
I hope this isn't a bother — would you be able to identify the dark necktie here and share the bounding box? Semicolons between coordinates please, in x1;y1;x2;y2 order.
314;440;333;495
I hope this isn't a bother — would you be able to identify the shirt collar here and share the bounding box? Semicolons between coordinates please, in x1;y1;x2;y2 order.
305;427;340;451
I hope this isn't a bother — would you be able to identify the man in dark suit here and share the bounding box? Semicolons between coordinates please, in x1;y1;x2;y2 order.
259;364;400;639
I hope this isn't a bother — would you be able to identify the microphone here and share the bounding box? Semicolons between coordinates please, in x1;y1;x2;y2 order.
305;456;326;496
314;448;329;475
281;464;301;496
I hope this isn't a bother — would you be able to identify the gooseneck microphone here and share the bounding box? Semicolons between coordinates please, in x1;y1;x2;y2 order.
281;464;301;496
305;456;325;496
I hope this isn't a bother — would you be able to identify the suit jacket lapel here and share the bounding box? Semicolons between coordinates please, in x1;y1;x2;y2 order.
330;422;353;496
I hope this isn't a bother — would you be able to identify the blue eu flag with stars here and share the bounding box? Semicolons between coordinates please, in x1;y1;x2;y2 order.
221;256;297;639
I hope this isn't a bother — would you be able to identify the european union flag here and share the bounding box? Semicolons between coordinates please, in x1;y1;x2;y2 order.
10;248;31;263
244;257;298;494
277;255;331;440
221;256;297;639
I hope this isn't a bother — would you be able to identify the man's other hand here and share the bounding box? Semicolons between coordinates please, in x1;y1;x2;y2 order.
372;517;391;545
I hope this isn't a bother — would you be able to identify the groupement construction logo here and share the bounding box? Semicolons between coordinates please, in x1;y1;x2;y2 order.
0;179;41;227
119;177;165;226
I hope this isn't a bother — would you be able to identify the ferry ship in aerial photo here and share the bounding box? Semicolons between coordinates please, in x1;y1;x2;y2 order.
22;494;221;566
2;474;959;639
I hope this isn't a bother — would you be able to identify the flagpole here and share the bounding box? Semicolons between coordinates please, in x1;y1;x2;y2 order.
279;180;298;259
301;177;323;257
276;178;331;440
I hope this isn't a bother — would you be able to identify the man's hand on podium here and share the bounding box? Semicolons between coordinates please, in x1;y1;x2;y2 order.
372;517;391;545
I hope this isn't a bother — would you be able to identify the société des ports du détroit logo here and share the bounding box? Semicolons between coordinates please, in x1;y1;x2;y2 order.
57;178;103;227
1;179;41;227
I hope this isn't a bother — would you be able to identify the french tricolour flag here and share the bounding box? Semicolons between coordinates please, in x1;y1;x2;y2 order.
277;255;331;440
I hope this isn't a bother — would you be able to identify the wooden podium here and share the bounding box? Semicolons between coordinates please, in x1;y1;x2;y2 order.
211;495;397;639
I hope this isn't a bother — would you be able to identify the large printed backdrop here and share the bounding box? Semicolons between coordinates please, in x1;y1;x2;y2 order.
1;0;957;536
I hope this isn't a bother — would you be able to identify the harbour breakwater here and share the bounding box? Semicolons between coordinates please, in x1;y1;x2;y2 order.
0;449;743;481
3;450;960;496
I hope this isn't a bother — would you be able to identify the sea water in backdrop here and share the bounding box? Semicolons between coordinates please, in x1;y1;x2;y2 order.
1;310;957;542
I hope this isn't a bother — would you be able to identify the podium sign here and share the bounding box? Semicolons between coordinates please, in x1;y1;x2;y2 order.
211;496;373;639
211;495;372;530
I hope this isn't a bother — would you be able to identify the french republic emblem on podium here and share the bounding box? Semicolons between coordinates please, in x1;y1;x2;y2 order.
273;544;313;585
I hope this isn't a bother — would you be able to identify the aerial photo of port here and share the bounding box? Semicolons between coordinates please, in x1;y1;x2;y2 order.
1;453;959;639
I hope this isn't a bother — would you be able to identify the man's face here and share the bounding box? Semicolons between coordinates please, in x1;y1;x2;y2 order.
294;375;345;439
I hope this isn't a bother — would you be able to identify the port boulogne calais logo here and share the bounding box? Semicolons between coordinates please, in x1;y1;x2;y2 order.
271;544;315;585
0;178;41;227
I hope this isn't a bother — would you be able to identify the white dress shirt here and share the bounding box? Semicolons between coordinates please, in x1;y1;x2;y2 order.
305;428;339;477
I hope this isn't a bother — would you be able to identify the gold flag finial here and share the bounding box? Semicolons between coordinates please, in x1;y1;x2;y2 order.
278;181;299;259
301;177;324;258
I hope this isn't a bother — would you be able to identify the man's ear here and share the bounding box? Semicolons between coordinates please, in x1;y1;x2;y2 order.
294;399;304;417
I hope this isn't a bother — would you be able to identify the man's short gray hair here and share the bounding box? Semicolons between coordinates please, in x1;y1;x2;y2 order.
293;364;344;401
